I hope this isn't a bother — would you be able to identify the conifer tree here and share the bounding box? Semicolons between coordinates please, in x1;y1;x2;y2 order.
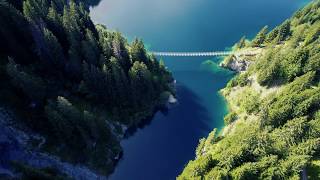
6;58;46;102
235;36;246;49
129;61;154;108
112;32;131;72
276;20;291;42
130;38;147;63
47;1;63;36
81;29;100;65
251;26;268;47
43;28;65;70
265;27;280;43
67;45;82;79
109;57;129;106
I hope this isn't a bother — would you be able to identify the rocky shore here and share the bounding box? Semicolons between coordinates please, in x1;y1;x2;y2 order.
0;107;108;179
219;48;262;72
219;55;252;72
0;79;178;179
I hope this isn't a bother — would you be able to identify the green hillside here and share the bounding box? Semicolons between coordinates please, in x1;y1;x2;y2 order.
179;1;320;179
0;0;173;176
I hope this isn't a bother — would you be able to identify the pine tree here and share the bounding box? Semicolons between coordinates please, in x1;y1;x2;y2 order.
81;29;100;65
66;45;82;79
109;57;129;106
43;28;65;70
23;0;48;22
46;1;69;54
82;62;108;101
129;61;154;108
276;20;291;42
236;36;246;49
6;58;46;103
112;32;131;72
47;1;62;34
265;27;280;44
78;2;96;33
23;0;38;21
0;0;35;61
304;22;320;45
62;5;81;46
99;34;113;59
69;0;79;21
46;96;83;147
130;38;147;64
251;26;268;47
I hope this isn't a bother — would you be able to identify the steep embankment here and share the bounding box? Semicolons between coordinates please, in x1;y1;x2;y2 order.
0;107;109;179
179;1;320;179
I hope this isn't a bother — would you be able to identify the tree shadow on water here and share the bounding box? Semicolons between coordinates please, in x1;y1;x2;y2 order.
123;82;213;140
112;83;215;180
170;83;214;142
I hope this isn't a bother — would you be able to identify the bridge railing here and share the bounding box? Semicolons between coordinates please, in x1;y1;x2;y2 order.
150;51;254;57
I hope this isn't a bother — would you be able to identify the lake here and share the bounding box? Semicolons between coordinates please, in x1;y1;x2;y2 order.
90;0;310;179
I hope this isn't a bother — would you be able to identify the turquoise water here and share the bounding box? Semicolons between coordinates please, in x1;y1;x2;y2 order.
90;1;310;179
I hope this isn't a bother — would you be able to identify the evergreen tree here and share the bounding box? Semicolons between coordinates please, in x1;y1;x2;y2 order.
304;21;320;45
99;33;113;59
265;27;280;43
22;0;37;21
23;0;48;22
66;45;82;80
109;57;129;106
235;36;246;49
62;5;81;46
0;0;35;61
47;1;60;25
46;1;66;49
6;58;46;103
129;61;154;108
282;47;308;81
251;26;268;47
112;32;131;72
130;38;148;64
276;20;291;42
81;29;100;65
82;62;108;101
43;28;65;70
69;0;79;22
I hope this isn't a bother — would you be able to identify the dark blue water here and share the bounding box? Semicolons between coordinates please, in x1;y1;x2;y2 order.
90;1;310;179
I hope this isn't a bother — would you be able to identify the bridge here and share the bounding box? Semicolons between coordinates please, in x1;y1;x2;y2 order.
151;50;255;57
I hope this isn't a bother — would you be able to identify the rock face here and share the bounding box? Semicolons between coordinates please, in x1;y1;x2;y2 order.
168;80;178;105
168;94;177;104
220;55;252;72
0;107;107;180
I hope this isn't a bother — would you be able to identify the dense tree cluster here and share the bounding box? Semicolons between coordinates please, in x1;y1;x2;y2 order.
0;0;173;175
251;26;268;47
179;1;320;179
235;36;247;50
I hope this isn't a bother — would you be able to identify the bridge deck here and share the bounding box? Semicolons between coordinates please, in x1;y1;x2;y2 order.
151;51;254;57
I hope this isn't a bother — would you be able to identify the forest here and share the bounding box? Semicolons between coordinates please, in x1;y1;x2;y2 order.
0;0;173;177
179;1;320;179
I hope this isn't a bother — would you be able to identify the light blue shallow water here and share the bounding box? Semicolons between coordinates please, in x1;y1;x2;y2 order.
90;1;310;179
